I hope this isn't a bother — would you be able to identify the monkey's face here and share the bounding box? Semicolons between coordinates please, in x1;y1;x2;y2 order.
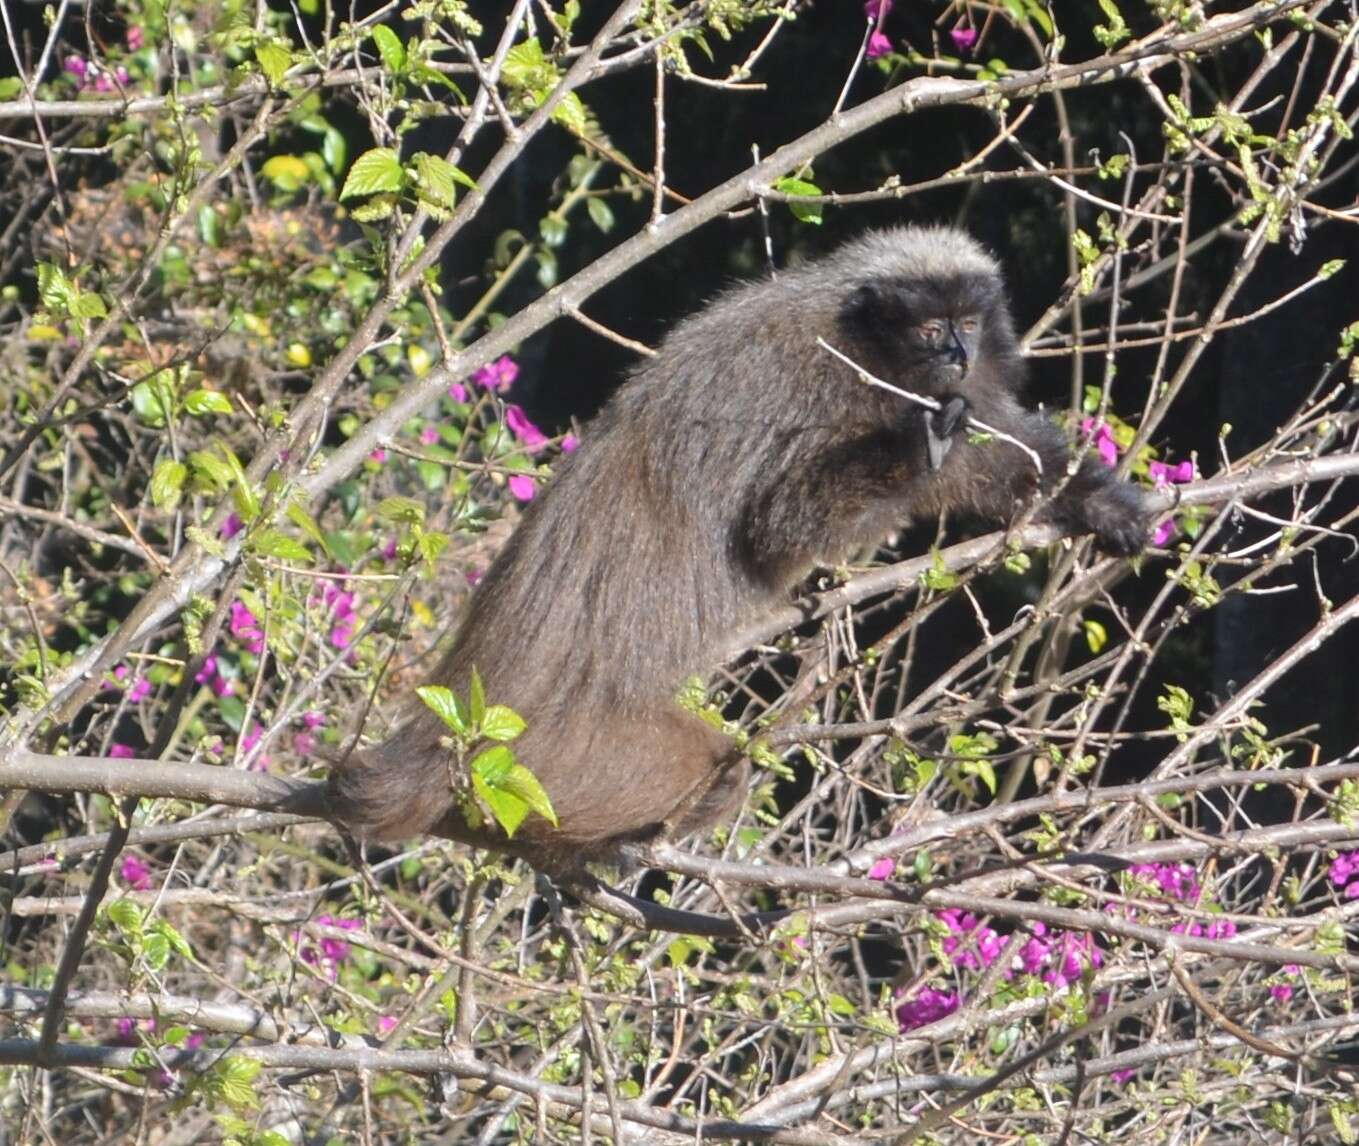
904;314;981;382
839;271;1005;394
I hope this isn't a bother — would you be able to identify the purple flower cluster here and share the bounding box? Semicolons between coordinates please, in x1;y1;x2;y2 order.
1129;861;1199;901
1330;850;1359;899
108;743;136;758
104;663;151;702
230;600;265;654
895;909;1106;1033
894;986;959;1032
320;581;358;649
195;653;234;697
1081;417;1121;467
119;853;153;890
295;914;363;979
64;55;131;92
293;710;325;757
472;355;520;394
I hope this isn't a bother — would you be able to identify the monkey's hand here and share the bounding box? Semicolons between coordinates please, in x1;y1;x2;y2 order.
1051;477;1153;556
925;394;971;472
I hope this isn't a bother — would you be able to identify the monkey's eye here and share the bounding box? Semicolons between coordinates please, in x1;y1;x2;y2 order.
916;320;946;342
956;316;981;334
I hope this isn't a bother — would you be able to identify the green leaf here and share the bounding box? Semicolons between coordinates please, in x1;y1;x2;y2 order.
216;1056;262;1112
551;92;588;134
255;41;292;86
411;151;457;216
142;931;171;970
471;744;515;786
372;24;406;72
350;195;396;222
184;388;233;415
130;380;171;427
71;291;107;319
188;449;233;492
250;529;311;563
498;763;558;827
469;667;486;727
151;458;187;508
417;684;467;734
0;77;22;100
286;502;330;557
772;176;823;225
1083;619;1108;654
36;262;75;314
106;898;144;937
479;704;526;742
586;196;614;233
340;148;405;200
473;774;529;837
261;154;310;191
376;496;425;525
322;127;347;173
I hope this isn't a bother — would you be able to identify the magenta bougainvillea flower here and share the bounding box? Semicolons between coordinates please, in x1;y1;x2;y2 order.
561;433;580;454
867;857;896;880
230;601;265;654
950;24;978;54
505;404;549;450
108;743;136;758
1080;418;1120;467
866;30;892;59
119;854;153;890
471;355;519;393
864;0;892;18
894;986;959;1032
508;473;537;502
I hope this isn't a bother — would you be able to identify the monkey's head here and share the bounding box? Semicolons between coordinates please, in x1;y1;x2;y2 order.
834;226;1021;396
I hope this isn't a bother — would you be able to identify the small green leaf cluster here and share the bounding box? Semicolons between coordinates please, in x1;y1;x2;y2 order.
417;671;555;838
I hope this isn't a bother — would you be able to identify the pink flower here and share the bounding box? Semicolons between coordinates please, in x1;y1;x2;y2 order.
1152;518;1176;547
895;987;959;1032
127;676;152;703
1330;851;1359;888
114;66;129;86
302;711;326;730
864;0;892;18
241;723;264;755
466;568;484;586
867;857;895;880
230;601;265;654
508;474;536;502
1080;418;1120;467
295;914;363;978
1110;1068;1136;1085
119;854;153;890
293;732;317;756
109;743;136;758
185;1030;206;1050
380;537;398;561
448;381;468;403
64;56;88;81
561;433;580;454
471;355;519;393
1269;984;1293;1002
419;425;440;445
377;1015;398;1035
866;30;892;59
221;513;244;540
950;24;978;54
369;448;387;464
322;582;358;649
1149;459;1195;486
126;25;144;50
1130;862;1200;902
505;405;548;450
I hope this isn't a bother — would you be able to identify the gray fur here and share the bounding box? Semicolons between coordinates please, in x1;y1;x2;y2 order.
328;225;1151;868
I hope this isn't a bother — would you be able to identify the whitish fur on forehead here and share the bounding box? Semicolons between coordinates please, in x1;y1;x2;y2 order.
830;226;1000;280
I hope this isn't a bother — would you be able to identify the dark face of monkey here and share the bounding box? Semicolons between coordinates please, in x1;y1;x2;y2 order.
329;226;1155;870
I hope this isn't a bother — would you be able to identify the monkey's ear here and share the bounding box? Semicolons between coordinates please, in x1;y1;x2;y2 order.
841;281;894;333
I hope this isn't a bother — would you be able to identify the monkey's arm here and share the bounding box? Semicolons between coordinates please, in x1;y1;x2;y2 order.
938;401;1152;555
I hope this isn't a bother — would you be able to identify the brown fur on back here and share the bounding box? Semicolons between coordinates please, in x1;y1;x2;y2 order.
328;226;1150;863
